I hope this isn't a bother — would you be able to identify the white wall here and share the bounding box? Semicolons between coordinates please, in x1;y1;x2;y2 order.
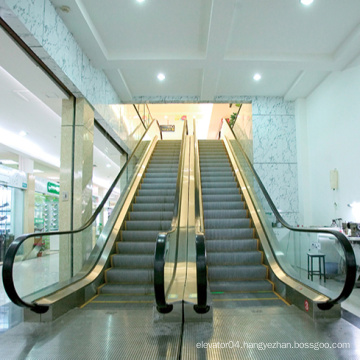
298;65;360;226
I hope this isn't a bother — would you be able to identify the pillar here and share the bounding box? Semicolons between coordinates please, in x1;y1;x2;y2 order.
59;97;94;281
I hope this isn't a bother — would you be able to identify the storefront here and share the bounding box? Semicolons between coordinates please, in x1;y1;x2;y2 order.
0;165;26;264
34;178;59;255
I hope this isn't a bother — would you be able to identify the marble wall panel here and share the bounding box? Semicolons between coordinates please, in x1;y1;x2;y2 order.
251;97;299;224
253;115;297;164
254;163;299;224
4;0;120;105
252;96;295;116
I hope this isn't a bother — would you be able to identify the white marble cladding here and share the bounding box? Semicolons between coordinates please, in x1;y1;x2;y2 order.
254;163;299;213
253;114;297;163
251;97;299;225
3;0;119;107
252;96;295;116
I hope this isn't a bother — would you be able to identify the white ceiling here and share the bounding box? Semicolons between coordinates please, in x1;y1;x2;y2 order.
49;0;360;102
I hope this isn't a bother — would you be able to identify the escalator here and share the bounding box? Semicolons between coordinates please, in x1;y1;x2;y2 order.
1;119;185;317
193;119;357;314
88;140;181;307
199;140;283;306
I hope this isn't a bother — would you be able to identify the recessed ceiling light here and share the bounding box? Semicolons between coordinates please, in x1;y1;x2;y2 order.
253;73;262;81
59;5;71;13
106;164;111;168
19;130;28;137
136;0;145;3
157;73;165;81
300;0;314;5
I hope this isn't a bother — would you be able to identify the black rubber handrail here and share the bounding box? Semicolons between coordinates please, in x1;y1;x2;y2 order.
2;119;160;314
154;120;188;313
223;120;357;309
133;104;147;130
193;119;210;314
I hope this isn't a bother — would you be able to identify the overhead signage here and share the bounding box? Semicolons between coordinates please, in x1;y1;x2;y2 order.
159;125;175;132
47;182;60;195
35;177;60;197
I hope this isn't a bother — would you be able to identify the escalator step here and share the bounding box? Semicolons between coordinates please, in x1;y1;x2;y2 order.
117;242;155;254
140;183;175;190
206;239;258;252
135;195;175;203
99;284;154;295
125;220;171;231
202;201;246;210
202;188;240;196
132;203;173;212
208;265;267;281
121;230;161;242
205;228;254;240
204;209;248;219
207;251;262;266
129;211;172;221
201;181;238;189
137;189;176;196
209;280;273;293
202;194;243;202
106;268;153;284
112;254;154;268
204;218;251;229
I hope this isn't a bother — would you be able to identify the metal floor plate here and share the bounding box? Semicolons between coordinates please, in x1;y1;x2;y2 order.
0;307;181;360
1;305;360;359
181;305;360;360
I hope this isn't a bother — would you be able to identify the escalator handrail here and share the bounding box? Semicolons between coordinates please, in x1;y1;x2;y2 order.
222;120;357;308
133;104;147;130
193;119;210;314
2;119;160;314
154;120;188;313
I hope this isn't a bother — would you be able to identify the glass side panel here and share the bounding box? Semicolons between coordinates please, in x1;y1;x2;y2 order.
9;120;160;302
221;124;348;300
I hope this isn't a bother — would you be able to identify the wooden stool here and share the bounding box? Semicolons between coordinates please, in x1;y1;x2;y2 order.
307;252;326;282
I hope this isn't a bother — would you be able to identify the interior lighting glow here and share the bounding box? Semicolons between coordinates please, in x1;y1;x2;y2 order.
19;131;28;137
137;0;145;3
157;73;165;81
0;126;60;167
300;0;314;5
349;202;360;222
253;73;262;81
106;164;111;168
0;160;18;165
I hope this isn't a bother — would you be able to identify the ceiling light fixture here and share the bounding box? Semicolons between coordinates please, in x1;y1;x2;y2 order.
19;131;28;137
157;73;165;81
106;164;111;168
253;73;262;81
300;0;314;5
59;5;71;13
136;0;145;3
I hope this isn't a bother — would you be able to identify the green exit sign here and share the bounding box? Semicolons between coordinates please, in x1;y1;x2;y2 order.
47;182;60;195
